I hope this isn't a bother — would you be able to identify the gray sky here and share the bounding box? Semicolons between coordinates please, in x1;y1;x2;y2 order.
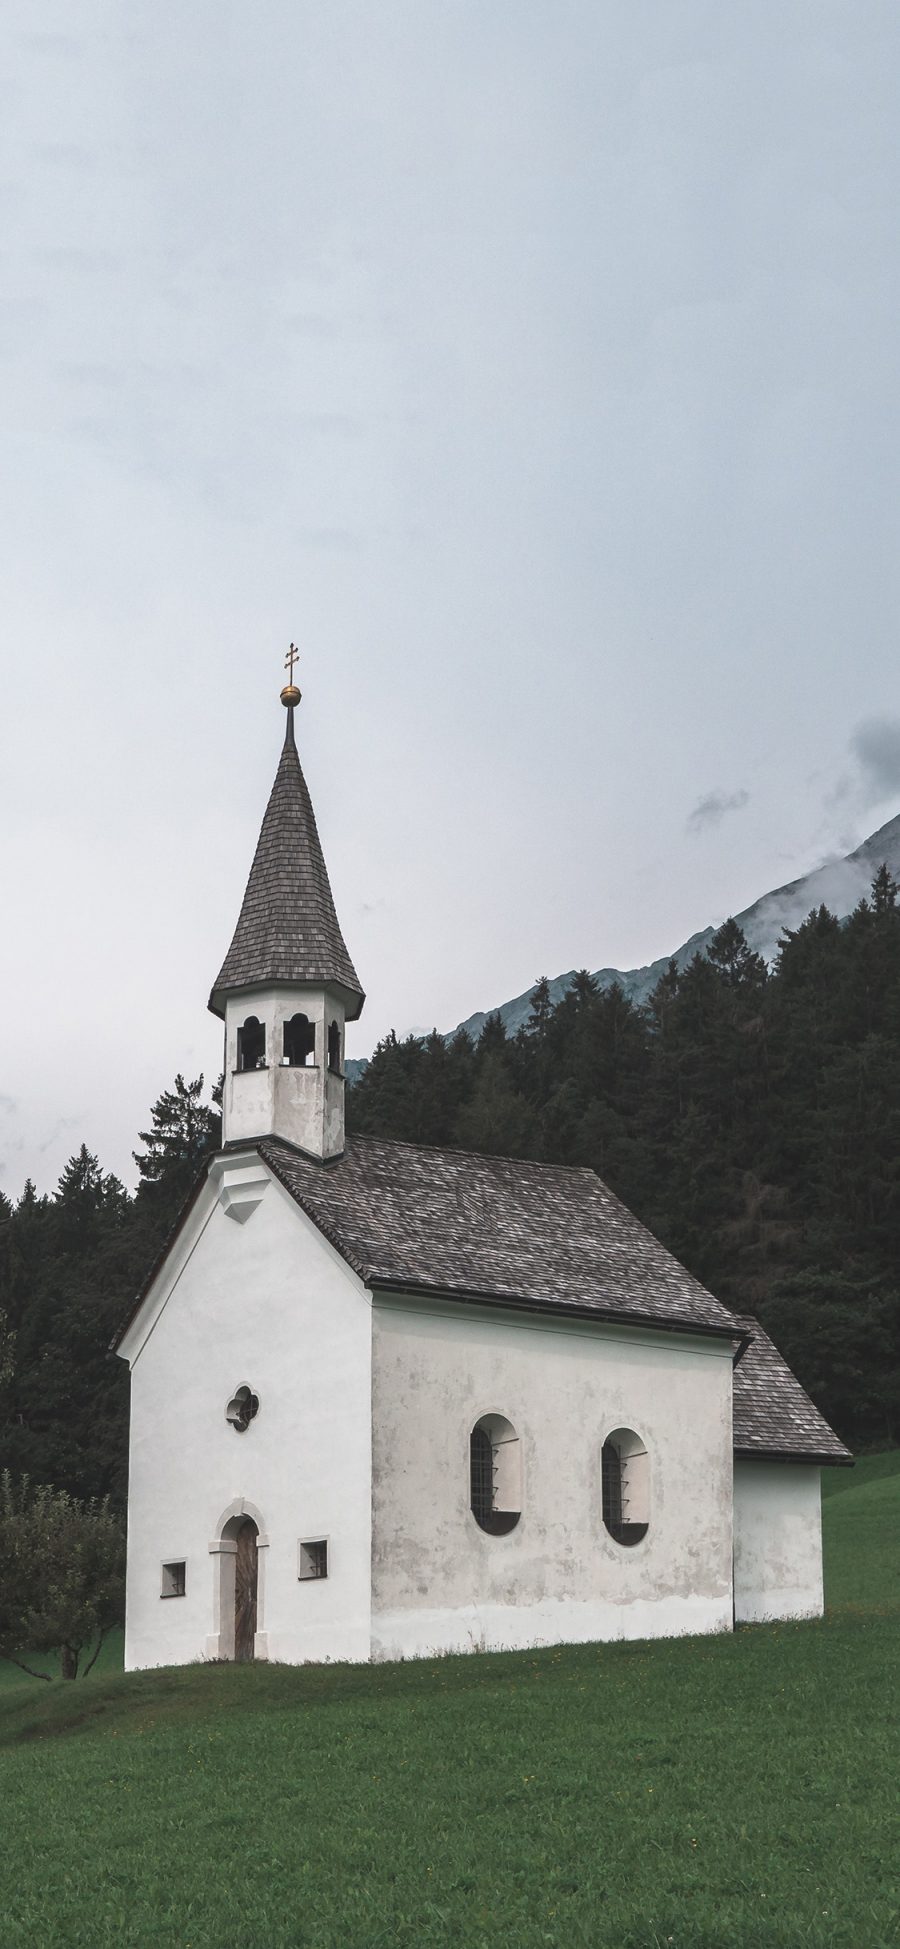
3;2;900;1196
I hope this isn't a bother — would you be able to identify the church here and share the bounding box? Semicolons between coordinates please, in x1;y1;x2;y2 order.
114;672;850;1670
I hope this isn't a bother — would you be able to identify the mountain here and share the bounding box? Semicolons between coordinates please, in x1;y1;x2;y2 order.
450;810;900;1043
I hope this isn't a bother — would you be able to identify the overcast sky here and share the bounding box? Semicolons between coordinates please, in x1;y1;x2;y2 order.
3;2;900;1197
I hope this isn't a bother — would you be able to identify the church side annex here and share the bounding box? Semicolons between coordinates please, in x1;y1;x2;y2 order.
113;665;850;1671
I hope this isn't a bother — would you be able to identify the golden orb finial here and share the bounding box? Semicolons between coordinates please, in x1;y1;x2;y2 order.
281;642;302;708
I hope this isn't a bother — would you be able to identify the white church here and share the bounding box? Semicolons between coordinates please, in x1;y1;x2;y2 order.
114;674;850;1670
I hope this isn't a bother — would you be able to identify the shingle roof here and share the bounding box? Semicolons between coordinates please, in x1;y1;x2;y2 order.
112;1138;848;1474
731;1314;851;1465
260;1134;741;1337
209;709;364;1020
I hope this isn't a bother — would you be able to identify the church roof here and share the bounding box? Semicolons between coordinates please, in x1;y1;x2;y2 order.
259;1134;741;1338
111;1138;849;1469
208;709;364;1020
731;1314;851;1466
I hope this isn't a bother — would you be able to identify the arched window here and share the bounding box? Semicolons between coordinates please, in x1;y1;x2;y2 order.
602;1428;649;1546
470;1414;521;1535
237;1016;266;1072
284;1013;315;1067
327;1019;342;1074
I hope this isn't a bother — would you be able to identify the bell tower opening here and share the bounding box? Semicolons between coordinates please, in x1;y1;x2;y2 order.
284;1013;316;1067
237;1016;266;1072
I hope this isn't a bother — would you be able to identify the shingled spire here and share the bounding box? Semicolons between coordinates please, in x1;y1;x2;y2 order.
211;666;363;1160
209;696;364;1022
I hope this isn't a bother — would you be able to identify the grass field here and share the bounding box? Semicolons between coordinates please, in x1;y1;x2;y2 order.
1;1458;898;1948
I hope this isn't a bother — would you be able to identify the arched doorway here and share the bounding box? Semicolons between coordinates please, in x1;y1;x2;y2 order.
234;1518;259;1662
210;1500;268;1662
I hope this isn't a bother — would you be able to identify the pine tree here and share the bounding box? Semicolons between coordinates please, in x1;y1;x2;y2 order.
133;1074;221;1217
526;976;554;1039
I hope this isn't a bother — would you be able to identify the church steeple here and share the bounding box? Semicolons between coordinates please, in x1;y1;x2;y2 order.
210;657;364;1159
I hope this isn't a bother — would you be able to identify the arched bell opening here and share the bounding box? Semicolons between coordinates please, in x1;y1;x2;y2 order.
327;1018;342;1075
237;1015;266;1072
284;1013;316;1067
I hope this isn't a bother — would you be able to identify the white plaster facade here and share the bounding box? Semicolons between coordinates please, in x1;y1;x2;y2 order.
119;1155;372;1671
223;984;347;1158
732;1459;824;1623
370;1296;735;1659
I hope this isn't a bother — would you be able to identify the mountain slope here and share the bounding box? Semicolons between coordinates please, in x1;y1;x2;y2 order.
453;810;900;1042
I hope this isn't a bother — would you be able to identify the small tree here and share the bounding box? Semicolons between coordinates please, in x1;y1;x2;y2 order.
526;976;554;1040
0;1472;125;1680
706;918;767;990
134;1073;221;1217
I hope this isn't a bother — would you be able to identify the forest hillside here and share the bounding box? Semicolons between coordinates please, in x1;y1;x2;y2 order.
351;867;900;1454
2;871;898;1510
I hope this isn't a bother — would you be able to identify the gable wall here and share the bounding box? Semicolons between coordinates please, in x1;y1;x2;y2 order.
122;1163;372;1669
370;1297;734;1658
732;1459;823;1622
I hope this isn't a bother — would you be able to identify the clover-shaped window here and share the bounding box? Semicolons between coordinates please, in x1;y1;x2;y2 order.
226;1386;259;1433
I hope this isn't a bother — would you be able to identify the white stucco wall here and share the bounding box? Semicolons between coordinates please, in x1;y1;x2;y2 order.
732;1459;823;1622
119;1155;372;1670
370;1296;735;1659
222;984;346;1156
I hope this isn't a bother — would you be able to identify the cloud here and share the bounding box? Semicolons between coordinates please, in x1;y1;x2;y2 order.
686;788;750;836
849;717;900;807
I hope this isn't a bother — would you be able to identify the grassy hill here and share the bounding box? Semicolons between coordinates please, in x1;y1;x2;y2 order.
821;1449;900;1610
0;1461;897;1948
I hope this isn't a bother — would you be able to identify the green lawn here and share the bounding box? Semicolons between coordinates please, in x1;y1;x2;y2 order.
821;1450;900;1611
1;1462;898;1949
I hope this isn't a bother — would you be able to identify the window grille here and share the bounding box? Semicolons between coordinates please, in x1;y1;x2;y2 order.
602;1434;649;1547
601;1439;623;1533
470;1424;494;1527
470;1420;521;1535
298;1538;328;1581
161;1560;186;1598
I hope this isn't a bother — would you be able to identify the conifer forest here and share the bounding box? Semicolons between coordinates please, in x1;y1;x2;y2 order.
2;870;899;1509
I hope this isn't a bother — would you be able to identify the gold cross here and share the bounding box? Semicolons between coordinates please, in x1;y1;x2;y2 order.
284;643;300;679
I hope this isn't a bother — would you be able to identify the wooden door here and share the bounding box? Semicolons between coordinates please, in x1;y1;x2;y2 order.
234;1519;258;1662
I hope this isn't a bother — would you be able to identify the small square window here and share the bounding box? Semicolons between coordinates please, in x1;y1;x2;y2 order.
298;1538;328;1581
161;1560;186;1598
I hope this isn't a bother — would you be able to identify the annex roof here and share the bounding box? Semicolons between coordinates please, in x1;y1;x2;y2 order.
209;708;364;1020
259;1133;741;1338
731;1314;851;1466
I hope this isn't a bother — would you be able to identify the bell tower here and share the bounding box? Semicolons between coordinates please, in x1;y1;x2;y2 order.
209;652;364;1160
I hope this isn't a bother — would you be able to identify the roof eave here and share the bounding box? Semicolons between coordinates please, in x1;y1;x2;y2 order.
208;977;365;1022
734;1444;854;1467
366;1274;741;1343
